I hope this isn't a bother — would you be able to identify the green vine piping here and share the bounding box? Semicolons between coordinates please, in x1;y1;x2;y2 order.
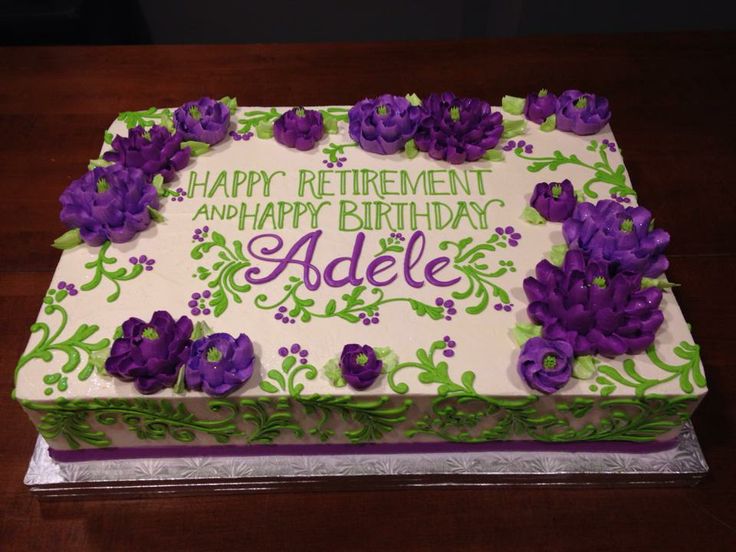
590;341;705;397
80;241;147;303
439;229;515;313
387;337;696;443
14;294;110;396
259;350;412;443
191;229;516;321
514;140;635;198
191;229;252;317
117;107;173;129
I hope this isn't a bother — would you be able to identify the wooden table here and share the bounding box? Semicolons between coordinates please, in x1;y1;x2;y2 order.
1;33;735;550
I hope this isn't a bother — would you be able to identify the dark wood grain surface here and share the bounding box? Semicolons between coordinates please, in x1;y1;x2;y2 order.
1;33;735;551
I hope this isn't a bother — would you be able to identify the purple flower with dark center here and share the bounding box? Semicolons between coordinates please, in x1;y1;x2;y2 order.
59;165;159;246
103;125;190;182
495;226;522;247
524;89;558;124
185;332;255;397
349;94;421;155
273;107;325;151
563;200;670;278
174;97;231;145
523;250;664;357
530;179;577;222
518;337;573;394
105;311;193;394
340;344;382;390
556;90;612;135
414;92;504;164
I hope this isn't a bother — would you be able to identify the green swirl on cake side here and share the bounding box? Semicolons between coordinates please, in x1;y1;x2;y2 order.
80;241;146;302
514;140;635;199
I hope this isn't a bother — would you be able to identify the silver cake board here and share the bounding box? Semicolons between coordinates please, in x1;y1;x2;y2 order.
25;422;708;499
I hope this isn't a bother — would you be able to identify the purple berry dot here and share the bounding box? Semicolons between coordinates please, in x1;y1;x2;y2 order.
435;297;444;306
129;257;138;264
517;140;526;147
444;300;454;308
494;303;503;311
282;317;289;324
445;315;452;321
336;162;343;168
443;349;455;358
326;162;334;168
69;289;78;296
602;139;609;145
290;319;295;324
371;317;379;324
525;145;533;153
509;239;518;247
191;307;201;316
339;157;347;162
188;300;198;308
447;308;457;315
192;292;201;300
508;140;516;147
194;228;202;234
299;349;309;357
495;226;504;235
202;308;211;315
299;358;307;365
202;290;211;298
278;347;288;357
443;335;450;342
505;226;514;234
504;305;512;312
275;312;283;320
510;233;521;240
278;306;288;313
145;265;153;271
203;226;209;232
359;312;366;319
362;318;370;326
290;344;300;354
57;281;66;289
322;159;328;164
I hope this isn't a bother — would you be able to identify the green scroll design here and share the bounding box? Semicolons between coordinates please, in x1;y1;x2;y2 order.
21;397;241;449
439;230;515;314
514;140;635;199
14;299;110;394
117;107;173;129
191;230;252;317
591;341;705;397
259;352;412;443
80;241;145;302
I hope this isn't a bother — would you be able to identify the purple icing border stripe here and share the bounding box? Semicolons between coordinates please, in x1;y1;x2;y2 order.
49;439;678;463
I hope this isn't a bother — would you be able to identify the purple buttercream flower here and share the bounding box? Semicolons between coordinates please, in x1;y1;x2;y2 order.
556;90;612;135
340;344;382;390
530;179;577;222
414;92;504;164
524;89;558;124
105;311;193;394
523;250;664;357
174;97;231;145
563;200;670;278
518;337;573;394
185;332;255;397
349;94;421;155
59;165;159;246
273;107;325;151
103;125;191;182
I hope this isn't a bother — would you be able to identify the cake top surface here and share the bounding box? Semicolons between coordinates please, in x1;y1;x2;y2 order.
13;99;705;403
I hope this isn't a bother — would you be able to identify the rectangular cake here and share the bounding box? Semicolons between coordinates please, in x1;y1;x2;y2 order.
13;93;707;461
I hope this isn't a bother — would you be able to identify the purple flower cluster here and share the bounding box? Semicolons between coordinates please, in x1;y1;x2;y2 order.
610;193;632;204
502;139;533;153
129;255;155;271
349;94;422;155
389;232;406;242
279;343;310;365
59;165;159;246
188;290;212;316
229;130;253;141
322;156;347;168
274;305;297;324
414;92;504;164
601;138;617;152
494;302;514;312
103;125;190;183
441;335;457;358
174;97;231;145
520;88;612;135
192;226;210;242
563;200;670;278
359;311;380;326
523;250;664;357
495;226;521;247
530;179;577;222
56;281;78;296
435;297;457;321
172;187;187;202
273;107;324;151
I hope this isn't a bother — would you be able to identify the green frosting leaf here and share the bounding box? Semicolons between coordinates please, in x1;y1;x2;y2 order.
502;119;527;139
323;114;339;134
547;243;568;266
172;365;187;395
219;96;238;115
513;322;542;346
159;111;174;133
573;355;598;380
52;228;83;250
323;357;346;388
521;205;547;225
405;92;422;106
575;189;587;203
540;114;556;132
482;149;505;162
151;174;165;197
501;95;525;115
147;206;165;223
191;320;213;340
87;158;113;170
374;347;399;373
404;139;419;159
181;140;210;157
255;119;274;139
103;131;114;145
641;277;680;290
